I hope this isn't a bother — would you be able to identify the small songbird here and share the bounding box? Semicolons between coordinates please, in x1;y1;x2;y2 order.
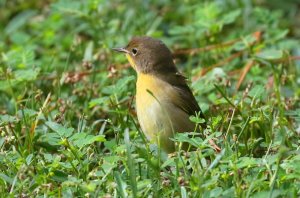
113;36;218;153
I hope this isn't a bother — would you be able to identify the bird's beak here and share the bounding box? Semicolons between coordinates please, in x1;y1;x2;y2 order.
113;46;136;70
112;47;129;53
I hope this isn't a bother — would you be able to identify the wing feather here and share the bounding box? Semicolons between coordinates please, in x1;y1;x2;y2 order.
158;72;206;126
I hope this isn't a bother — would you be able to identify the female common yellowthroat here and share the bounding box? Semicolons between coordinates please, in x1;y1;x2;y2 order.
113;36;218;153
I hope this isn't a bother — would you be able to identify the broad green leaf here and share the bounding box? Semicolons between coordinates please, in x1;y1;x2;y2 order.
46;121;74;137
5;10;37;34
0;138;4;148
43;154;54;162
40;133;61;146
14;69;39;82
0;81;14;92
236;157;260;168
25;154;34;165
189;115;205;124
17;108;37;118
103;156;120;164
232;35;257;51
172;133;203;147
3;48;35;68
70;133;106;148
102;75;134;95
169;25;194;35
285;109;300;122
210;187;223;197
181;186;187;198
10;31;31;45
0;115;17;125
248;85;264;99
137;179;152;192
51;170;68;182
273;29;289;41
52;0;88;16
0;173;14;184
249;116;261;123
89;96;109;108
114;171;128;198
252;190;282;198
222;10;241;24
212;116;222;128
256;49;283;60
80;182;96;193
83;41;94;62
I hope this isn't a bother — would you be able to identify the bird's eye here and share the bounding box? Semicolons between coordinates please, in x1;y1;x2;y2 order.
132;48;138;56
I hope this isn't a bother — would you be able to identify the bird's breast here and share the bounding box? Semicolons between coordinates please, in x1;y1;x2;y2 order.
135;73;195;152
136;74;168;139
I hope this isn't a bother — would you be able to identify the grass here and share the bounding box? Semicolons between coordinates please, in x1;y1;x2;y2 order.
0;0;300;197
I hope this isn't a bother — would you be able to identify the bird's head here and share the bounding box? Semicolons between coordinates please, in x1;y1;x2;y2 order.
113;36;177;74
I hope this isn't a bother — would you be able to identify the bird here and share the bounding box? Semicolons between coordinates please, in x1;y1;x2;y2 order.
113;36;219;153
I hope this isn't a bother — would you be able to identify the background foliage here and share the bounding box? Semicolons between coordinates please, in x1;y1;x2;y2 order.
0;0;300;197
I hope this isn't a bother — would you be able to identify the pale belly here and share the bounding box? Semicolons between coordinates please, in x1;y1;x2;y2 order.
136;74;195;152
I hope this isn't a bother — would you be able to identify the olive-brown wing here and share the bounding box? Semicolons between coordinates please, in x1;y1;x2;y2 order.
160;72;206;125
